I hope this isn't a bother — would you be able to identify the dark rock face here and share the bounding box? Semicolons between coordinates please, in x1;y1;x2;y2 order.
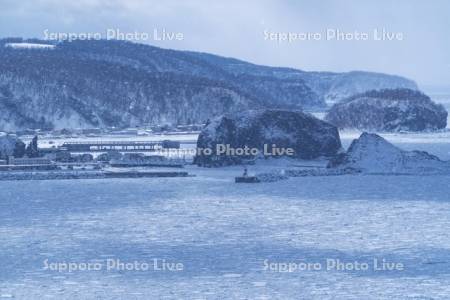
325;89;448;132
328;132;450;174
194;110;342;167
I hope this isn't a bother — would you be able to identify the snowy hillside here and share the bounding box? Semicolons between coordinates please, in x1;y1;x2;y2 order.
0;38;418;130
188;52;418;104
317;71;418;104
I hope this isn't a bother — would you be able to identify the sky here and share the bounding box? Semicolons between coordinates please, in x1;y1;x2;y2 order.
1;0;449;91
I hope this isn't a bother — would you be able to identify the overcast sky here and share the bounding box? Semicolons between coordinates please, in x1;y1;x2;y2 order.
1;0;449;90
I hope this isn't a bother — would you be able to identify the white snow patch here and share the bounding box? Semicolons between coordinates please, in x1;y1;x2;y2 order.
5;43;55;50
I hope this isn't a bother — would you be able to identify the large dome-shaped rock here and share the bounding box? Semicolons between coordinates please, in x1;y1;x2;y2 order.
328;132;450;174
325;88;447;132
194;110;341;167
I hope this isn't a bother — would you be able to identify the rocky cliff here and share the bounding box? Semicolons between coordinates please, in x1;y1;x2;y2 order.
195;109;342;167
325;89;447;132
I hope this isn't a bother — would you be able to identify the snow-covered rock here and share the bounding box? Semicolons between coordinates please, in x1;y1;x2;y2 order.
328;132;450;174
325;89;447;132
195;109;342;167
0;135;25;159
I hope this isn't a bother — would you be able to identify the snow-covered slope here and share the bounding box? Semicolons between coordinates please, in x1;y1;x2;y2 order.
0;38;418;130
329;132;450;174
318;71;418;104
187;52;418;104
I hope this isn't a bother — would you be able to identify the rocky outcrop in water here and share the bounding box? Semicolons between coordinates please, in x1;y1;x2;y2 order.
325;89;447;132
328;132;450;174
195;109;342;167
